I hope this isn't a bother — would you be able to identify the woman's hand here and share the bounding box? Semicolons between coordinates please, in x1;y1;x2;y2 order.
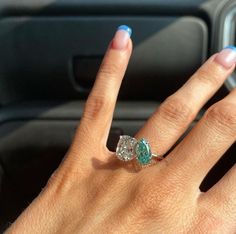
6;26;236;234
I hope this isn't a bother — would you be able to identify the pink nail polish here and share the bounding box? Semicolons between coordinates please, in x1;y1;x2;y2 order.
111;25;132;50
215;46;236;69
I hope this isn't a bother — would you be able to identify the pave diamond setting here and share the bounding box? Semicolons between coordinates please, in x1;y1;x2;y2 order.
116;135;137;161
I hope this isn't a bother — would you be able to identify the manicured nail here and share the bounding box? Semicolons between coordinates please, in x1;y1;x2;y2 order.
111;25;132;50
215;46;236;69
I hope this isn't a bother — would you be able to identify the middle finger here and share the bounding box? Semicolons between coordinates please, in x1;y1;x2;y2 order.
166;86;236;187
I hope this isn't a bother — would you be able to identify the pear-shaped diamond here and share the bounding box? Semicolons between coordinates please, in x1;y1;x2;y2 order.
135;138;152;165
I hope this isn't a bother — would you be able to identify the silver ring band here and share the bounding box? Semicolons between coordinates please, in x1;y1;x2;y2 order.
152;153;164;160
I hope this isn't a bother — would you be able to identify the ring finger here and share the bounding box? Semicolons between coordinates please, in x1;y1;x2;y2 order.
135;47;236;156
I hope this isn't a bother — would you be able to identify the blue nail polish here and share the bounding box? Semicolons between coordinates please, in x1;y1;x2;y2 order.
117;25;132;36
224;45;236;52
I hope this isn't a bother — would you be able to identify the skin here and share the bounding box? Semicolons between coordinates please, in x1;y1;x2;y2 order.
5;36;236;234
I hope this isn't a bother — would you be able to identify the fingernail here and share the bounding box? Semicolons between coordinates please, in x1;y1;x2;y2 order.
215;46;236;69
111;25;132;50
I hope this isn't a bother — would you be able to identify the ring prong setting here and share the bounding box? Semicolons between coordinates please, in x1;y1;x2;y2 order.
115;135;163;167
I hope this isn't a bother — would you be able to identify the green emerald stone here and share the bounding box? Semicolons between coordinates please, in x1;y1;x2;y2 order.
135;138;152;165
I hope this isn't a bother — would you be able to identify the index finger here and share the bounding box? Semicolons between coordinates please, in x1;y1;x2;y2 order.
72;26;133;156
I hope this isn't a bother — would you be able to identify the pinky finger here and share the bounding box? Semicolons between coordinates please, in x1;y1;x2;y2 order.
202;165;236;227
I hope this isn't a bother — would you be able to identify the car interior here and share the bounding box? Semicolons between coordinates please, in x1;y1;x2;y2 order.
0;0;235;231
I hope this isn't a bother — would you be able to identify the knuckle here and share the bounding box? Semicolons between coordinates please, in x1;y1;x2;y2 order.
132;184;159;219
159;96;195;126
196;206;229;233
99;62;121;79
204;102;236;135
195;65;222;87
131;175;177;220
207;188;236;224
84;95;112;120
